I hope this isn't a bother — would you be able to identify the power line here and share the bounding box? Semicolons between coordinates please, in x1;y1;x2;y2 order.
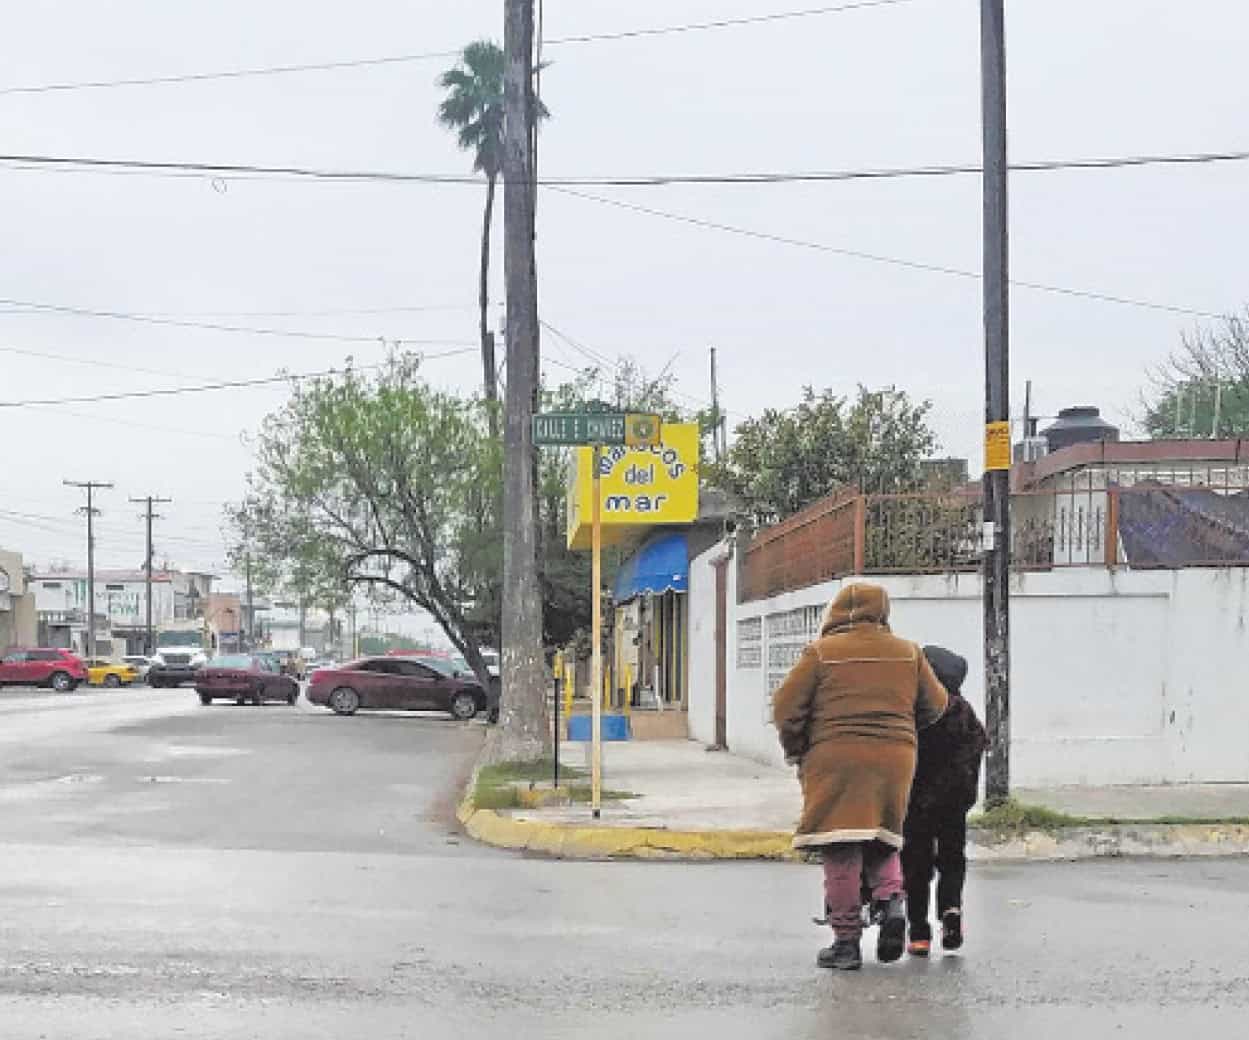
549;186;1229;320
540;319;713;411
2;148;1249;188
0;294;477;346
0;347;476;408
0;1;916;97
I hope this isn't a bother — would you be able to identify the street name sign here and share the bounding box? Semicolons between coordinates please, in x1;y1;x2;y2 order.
532;411;661;448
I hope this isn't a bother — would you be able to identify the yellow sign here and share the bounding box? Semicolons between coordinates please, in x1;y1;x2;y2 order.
984;420;1012;471
568;423;700;550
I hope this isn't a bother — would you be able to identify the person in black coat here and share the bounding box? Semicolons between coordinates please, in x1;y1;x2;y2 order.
902;645;987;955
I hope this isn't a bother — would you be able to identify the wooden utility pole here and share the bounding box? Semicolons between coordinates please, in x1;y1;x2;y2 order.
130;494;172;655
980;0;1011;806
497;0;548;761
65;479;114;662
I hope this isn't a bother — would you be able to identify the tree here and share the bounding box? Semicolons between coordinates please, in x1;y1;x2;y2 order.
1143;311;1249;438
230;354;503;691
707;386;938;523
438;40;548;438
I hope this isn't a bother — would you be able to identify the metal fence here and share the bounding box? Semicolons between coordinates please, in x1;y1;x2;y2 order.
738;474;1249;602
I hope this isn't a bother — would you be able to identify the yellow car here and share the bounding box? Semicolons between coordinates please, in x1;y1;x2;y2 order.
86;659;140;688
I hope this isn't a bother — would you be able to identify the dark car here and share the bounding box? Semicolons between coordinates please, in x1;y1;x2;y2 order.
195;653;299;707
306;656;487;720
0;648;88;692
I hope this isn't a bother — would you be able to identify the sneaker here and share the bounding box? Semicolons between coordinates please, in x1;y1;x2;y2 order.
941;909;964;951
817;938;863;971
907;922;933;957
876;895;906;964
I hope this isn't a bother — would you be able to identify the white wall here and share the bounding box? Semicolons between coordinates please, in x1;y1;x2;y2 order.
690;554;1249;787
687;545;720;747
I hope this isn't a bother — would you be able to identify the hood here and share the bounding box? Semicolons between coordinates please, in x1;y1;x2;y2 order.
923;645;967;693
820;582;891;635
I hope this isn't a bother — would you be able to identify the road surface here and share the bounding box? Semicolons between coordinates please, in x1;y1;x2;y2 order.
0;685;1245;1038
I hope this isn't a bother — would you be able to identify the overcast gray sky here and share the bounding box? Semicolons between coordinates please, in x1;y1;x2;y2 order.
1;0;1245;601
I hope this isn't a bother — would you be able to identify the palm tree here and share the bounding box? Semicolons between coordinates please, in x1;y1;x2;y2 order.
439;41;547;435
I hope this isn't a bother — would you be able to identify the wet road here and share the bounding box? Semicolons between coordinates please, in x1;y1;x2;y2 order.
1;686;1246;1038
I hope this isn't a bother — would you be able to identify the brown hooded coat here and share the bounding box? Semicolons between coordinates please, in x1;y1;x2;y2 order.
772;583;948;849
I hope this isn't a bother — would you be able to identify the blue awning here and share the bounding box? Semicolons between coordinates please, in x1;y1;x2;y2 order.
613;531;689;602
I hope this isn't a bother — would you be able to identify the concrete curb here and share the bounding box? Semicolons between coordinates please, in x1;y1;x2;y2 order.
458;798;1249;862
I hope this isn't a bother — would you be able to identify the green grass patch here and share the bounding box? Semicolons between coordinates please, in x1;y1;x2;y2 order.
472;758;633;811
969;799;1090;834
968;798;1249;835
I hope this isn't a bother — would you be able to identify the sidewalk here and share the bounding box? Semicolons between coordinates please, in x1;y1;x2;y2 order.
459;739;1249;862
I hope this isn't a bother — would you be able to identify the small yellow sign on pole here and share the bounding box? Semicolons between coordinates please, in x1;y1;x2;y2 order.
984;421;1012;472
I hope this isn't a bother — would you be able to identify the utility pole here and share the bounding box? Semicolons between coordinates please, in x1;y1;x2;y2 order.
980;0;1011;807
65;480;114;661
130;495;171;656
499;0;548;760
710;347;723;464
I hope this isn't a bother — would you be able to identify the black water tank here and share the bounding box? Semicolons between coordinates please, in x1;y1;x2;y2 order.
1042;406;1120;452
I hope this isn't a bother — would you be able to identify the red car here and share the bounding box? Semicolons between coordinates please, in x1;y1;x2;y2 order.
194;654;300;707
0;648;87;692
307;656;486;720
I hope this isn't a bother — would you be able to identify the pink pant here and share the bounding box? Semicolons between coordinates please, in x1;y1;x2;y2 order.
822;842;904;940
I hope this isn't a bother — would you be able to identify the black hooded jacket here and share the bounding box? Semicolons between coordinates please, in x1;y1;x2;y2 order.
908;645;988;821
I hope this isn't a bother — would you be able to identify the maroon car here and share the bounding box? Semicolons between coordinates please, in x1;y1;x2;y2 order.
307;656;486;720
195;654;299;707
0;648;88;692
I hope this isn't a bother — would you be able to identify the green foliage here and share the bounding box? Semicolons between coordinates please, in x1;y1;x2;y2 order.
438;40;548;180
706;386;939;523
472;759;631;810
1143;311;1249;438
968;799;1090;834
231;353;502;682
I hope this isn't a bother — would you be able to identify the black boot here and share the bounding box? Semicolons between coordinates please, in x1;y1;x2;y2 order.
817;938;863;971
876;895;906;964
941;909;964;951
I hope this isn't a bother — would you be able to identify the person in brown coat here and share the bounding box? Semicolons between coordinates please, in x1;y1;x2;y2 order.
773;582;948;971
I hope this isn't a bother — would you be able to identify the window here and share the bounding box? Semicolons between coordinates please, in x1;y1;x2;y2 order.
2;652;25;664
32;650;61;661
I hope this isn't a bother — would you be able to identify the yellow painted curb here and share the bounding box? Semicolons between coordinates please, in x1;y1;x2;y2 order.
459;801;799;861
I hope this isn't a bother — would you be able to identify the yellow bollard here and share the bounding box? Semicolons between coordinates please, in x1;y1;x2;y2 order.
563;662;574;718
624;663;633;716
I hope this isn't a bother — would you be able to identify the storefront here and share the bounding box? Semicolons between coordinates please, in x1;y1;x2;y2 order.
612;531;690;710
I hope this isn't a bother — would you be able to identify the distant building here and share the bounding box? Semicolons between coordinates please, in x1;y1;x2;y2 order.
0;548;38;655
29;567;217;656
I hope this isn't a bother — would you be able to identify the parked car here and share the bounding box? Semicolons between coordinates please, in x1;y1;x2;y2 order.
194;653;300;707
306;657;488;720
86;659;141;688
0;648;88;692
123;655;153;682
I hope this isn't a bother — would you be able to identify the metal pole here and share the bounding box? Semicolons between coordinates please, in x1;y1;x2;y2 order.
591;444;603;818
145;498;153;654
86;485;96;662
553;667;561;789
980;0;1011;807
710;347;722;464
1212;382;1223;439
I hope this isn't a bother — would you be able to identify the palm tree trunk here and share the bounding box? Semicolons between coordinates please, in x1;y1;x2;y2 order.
480;173;499;440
